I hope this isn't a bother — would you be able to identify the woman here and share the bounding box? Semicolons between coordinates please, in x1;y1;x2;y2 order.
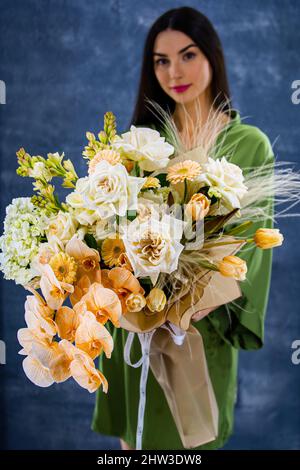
91;6;274;450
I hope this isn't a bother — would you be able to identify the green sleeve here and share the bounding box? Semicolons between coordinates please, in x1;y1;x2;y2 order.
206;127;275;350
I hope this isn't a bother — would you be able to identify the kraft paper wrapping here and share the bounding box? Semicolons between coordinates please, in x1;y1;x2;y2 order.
119;238;246;448
149;323;219;448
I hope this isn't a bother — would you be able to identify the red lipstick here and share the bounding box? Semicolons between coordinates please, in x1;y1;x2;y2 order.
171;84;191;93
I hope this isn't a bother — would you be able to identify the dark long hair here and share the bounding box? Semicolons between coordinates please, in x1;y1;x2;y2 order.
129;6;231;130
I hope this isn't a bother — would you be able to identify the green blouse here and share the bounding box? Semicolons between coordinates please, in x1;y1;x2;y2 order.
91;109;275;450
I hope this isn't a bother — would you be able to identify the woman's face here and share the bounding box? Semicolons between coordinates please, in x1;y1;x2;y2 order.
153;29;213;105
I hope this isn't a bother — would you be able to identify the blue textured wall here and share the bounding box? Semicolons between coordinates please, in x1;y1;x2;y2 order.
0;0;300;450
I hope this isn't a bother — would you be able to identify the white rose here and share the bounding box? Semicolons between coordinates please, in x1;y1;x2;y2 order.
66;192;100;226
111;125;174;172
94;217;117;241
196;157;248;214
46;211;78;245
75;160;146;218
136;197;161;222
123;214;185;285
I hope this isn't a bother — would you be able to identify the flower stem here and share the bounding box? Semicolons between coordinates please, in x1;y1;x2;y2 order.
182;179;188;204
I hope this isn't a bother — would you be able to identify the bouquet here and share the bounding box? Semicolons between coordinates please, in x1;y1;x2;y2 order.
1;100;298;449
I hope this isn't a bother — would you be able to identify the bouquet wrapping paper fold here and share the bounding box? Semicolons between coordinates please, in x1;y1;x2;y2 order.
122;240;244;449
149;323;219;448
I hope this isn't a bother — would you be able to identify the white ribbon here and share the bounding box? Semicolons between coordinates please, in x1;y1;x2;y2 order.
124;321;186;450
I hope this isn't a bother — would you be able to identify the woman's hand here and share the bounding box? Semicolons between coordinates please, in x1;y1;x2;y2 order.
191;305;221;322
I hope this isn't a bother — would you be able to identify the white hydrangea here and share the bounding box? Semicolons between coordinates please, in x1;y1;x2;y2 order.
0;198;47;285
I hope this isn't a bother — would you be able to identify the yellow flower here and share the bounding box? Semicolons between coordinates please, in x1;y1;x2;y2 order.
218;255;247;281
101;237;126;267
117;252;133;271
142;177;161;190
167;160;202;185
49;252;77;284
254;228;284;249
125;293;146;312
185;193;211;221
146;288;166;312
88;149;122;174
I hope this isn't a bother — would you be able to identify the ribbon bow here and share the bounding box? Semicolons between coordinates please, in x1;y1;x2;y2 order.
124;321;186;450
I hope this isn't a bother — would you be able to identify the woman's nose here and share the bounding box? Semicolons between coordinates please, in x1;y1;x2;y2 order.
168;61;183;80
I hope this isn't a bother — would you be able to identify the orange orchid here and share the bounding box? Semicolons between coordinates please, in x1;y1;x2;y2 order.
108;267;144;295
106;267;145;313
70;271;102;307
40;264;74;310
55;306;80;342
65;235;101;281
24;295;57;340
73;283;122;327
20;339;64;387
75;311;114;359
59;339;108;393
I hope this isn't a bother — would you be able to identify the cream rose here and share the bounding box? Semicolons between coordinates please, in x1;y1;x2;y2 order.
123;214;185;285
196;157;248;214
46;211;78;245
111;125;174;172
68;160;145;219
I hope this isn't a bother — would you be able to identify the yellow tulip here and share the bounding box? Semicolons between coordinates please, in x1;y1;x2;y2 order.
146;288;167;312
185;193;211;221
254;228;284;249
218;255;247;281
125;293;147;312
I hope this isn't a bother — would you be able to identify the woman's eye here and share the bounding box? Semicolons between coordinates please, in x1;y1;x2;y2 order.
155;52;196;67
183;52;196;60
155;58;168;66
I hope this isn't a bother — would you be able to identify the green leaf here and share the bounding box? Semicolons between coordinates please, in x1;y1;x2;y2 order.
225;220;253;236
84;233;98;250
156;173;169;187
204;208;239;236
139;276;153;285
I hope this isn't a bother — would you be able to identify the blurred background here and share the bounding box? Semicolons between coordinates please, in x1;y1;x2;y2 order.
0;0;299;450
